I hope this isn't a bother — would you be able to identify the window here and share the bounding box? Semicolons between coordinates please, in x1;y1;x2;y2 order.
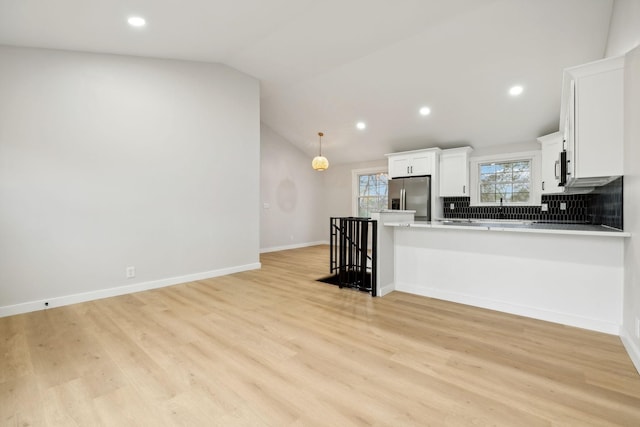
479;160;531;203
470;151;541;206
352;168;389;217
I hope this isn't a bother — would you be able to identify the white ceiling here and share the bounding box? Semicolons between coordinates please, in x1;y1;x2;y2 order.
0;0;614;164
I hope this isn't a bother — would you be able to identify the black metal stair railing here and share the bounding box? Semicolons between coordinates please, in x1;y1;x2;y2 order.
329;217;377;296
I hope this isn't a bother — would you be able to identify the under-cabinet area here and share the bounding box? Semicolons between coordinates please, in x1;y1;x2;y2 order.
443;176;624;229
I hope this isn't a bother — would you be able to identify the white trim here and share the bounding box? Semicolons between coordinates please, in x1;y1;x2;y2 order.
260;241;329;253
469;150;542;207
395;281;620;335
620;326;640;375
378;283;395;296
0;262;261;318
351;166;389;216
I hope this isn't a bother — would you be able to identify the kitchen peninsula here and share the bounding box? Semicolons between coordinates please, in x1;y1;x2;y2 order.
371;210;629;335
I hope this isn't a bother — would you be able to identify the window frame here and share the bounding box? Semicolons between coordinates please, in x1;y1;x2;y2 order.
351;167;389;217
469;151;541;207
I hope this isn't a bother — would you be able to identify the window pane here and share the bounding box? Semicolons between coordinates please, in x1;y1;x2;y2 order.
357;172;389;217
495;172;511;183
513;170;530;183
480;183;495;194
478;159;531;204
480;164;496;174
512;183;530;202
512;161;528;172
481;192;495;203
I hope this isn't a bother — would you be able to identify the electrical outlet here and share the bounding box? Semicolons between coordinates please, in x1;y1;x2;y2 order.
263;203;270;209
450;203;455;210
541;203;548;212
560;202;567;211
126;266;136;279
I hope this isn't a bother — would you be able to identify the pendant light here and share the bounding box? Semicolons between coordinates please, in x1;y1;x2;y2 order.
312;132;329;171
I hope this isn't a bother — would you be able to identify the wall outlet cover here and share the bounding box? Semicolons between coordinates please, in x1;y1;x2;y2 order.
560;202;567;210
450;203;455;210
541;203;548;212
126;266;136;279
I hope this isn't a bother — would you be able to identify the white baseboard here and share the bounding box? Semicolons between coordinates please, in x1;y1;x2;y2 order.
378;282;395;297
0;262;261;318
620;326;640;375
395;282;620;335
260;241;329;253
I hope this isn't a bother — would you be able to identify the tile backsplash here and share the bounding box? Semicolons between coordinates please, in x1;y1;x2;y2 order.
442;177;623;229
589;177;623;230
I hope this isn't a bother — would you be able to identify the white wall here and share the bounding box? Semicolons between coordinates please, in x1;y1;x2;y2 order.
621;45;640;372
0;46;260;315
605;0;640;373
260;124;325;252
469;140;540;158
605;0;640;57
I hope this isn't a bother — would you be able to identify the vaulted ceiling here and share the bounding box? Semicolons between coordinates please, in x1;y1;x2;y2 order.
0;0;614;164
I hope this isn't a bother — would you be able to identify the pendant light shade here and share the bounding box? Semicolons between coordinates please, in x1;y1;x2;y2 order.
312;132;329;171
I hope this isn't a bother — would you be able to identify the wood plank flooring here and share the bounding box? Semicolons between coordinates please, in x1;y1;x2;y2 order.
2;245;640;426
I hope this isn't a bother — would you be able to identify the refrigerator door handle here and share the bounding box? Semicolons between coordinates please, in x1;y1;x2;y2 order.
400;188;405;210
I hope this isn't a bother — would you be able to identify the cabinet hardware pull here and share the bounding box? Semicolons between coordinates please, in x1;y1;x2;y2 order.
542;181;545;191
554;160;560;179
463;185;466;194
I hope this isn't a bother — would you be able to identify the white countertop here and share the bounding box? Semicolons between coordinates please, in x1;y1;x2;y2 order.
383;220;631;237
374;209;416;214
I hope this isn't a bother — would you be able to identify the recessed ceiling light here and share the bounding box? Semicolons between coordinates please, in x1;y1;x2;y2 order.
419;106;431;116
356;121;366;130
509;85;524;96
127;16;146;27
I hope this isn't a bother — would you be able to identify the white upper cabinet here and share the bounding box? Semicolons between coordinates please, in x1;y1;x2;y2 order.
560;56;624;180
386;149;439;178
439;147;473;197
537;132;563;194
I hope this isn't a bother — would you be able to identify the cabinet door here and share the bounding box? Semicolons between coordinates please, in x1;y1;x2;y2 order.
574;68;623;178
540;135;563;194
388;156;411;178
410;152;433;176
561;56;624;180
564;80;576;179
439;152;468;196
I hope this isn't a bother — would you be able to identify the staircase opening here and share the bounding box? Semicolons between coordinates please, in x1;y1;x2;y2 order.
318;217;377;296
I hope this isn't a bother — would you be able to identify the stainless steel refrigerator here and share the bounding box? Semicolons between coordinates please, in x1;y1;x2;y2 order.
388;176;431;221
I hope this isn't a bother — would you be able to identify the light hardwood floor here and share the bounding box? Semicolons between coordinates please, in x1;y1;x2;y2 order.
2;245;640;426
